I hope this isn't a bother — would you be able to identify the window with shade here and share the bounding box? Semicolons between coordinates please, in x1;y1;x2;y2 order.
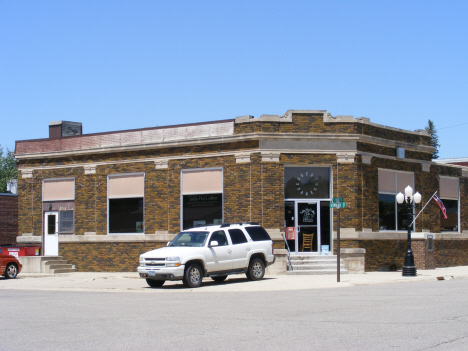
42;178;75;234
439;177;459;232
108;174;145;234
378;170;414;231
181;169;223;230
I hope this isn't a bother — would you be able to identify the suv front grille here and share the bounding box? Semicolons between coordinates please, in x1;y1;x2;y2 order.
143;258;166;267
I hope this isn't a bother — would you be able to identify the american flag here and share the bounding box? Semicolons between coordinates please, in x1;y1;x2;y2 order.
433;195;448;219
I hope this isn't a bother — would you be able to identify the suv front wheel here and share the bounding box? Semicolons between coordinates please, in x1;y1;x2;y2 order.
183;263;203;288
146;279;165;288
246;258;265;281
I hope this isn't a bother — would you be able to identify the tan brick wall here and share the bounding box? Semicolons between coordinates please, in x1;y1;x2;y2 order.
0;195;18;245
337;239;405;271
60;242;166;272
435;240;468;267
338;239;437;271
412;240;435;270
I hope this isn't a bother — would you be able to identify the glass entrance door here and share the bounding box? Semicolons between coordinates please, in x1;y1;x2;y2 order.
297;202;318;253
284;200;331;255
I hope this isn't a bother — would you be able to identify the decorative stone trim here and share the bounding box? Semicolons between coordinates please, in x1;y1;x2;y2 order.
462;169;468;178
361;155;372;165
154;159;169;169
261;152;280;162
21;169;33;178
57;234;178;243
421;163;431;172
84;164;96;174
340;248;366;274
336;152;355;164
235;153;251;163
17;235;41;244
265;228;282;240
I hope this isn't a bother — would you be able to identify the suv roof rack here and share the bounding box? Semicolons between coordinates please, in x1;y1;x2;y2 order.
219;222;260;228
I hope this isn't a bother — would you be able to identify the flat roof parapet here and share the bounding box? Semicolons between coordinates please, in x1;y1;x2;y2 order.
235;114;292;123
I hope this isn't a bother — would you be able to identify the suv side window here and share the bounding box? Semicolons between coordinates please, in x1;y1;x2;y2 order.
228;229;248;245
245;226;271;241
209;230;228;246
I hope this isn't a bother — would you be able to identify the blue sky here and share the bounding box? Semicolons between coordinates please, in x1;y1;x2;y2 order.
1;0;467;159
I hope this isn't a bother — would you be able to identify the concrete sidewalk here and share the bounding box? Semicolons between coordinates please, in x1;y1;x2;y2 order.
2;266;468;293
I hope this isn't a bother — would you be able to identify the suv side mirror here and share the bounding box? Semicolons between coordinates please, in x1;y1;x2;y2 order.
209;240;219;247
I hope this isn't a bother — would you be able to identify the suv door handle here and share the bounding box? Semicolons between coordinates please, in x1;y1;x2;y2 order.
227;249;232;254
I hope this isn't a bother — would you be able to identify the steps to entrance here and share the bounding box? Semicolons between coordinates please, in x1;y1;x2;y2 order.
287;255;348;275
42;256;76;274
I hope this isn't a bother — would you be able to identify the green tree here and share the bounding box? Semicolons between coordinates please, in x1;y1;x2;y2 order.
425;119;440;159
0;145;17;193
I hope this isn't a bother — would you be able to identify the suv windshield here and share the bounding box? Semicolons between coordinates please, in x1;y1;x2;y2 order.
169;231;209;247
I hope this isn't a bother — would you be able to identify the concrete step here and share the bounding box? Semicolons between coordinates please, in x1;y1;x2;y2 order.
41;256;76;274
51;268;76;274
287;255;348;275
287;269;348;275
41;256;64;261
292;264;347;271
48;264;74;270
45;260;68;266
290;259;341;265
290;255;337;261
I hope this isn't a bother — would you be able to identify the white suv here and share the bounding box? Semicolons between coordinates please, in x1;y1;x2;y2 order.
137;223;275;288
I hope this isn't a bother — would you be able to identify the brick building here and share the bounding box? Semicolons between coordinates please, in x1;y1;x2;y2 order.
0;193;18;245
14;111;468;272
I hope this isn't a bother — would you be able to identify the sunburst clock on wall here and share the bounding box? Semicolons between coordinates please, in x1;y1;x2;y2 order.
295;171;319;197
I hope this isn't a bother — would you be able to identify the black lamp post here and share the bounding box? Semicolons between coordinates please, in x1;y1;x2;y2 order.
396;186;421;277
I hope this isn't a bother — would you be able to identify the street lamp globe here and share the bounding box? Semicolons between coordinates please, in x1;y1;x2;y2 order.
405;185;413;198
414;192;422;204
396;192;404;204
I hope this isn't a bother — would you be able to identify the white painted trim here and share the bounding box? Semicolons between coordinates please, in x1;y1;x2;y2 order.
17;147;435;173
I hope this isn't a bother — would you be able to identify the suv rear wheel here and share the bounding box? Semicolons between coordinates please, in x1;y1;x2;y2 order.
183;263;203;288
246;258;265;281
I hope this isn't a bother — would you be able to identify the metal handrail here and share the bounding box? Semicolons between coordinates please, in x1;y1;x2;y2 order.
282;233;293;271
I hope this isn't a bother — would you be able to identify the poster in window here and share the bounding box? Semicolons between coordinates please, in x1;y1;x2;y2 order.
136;221;144;233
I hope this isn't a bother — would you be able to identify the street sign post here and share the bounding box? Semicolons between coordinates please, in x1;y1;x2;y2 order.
329;200;347;283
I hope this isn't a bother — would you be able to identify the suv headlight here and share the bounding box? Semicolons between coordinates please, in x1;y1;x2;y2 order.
166;256;181;267
139;255;145;266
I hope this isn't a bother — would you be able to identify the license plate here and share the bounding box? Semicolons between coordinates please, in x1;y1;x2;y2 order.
148;271;156;277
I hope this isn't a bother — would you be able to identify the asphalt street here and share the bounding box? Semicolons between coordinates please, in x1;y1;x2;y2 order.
2;269;468;350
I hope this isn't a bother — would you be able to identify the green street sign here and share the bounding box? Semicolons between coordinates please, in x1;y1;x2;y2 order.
329;202;347;209
332;197;343;203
